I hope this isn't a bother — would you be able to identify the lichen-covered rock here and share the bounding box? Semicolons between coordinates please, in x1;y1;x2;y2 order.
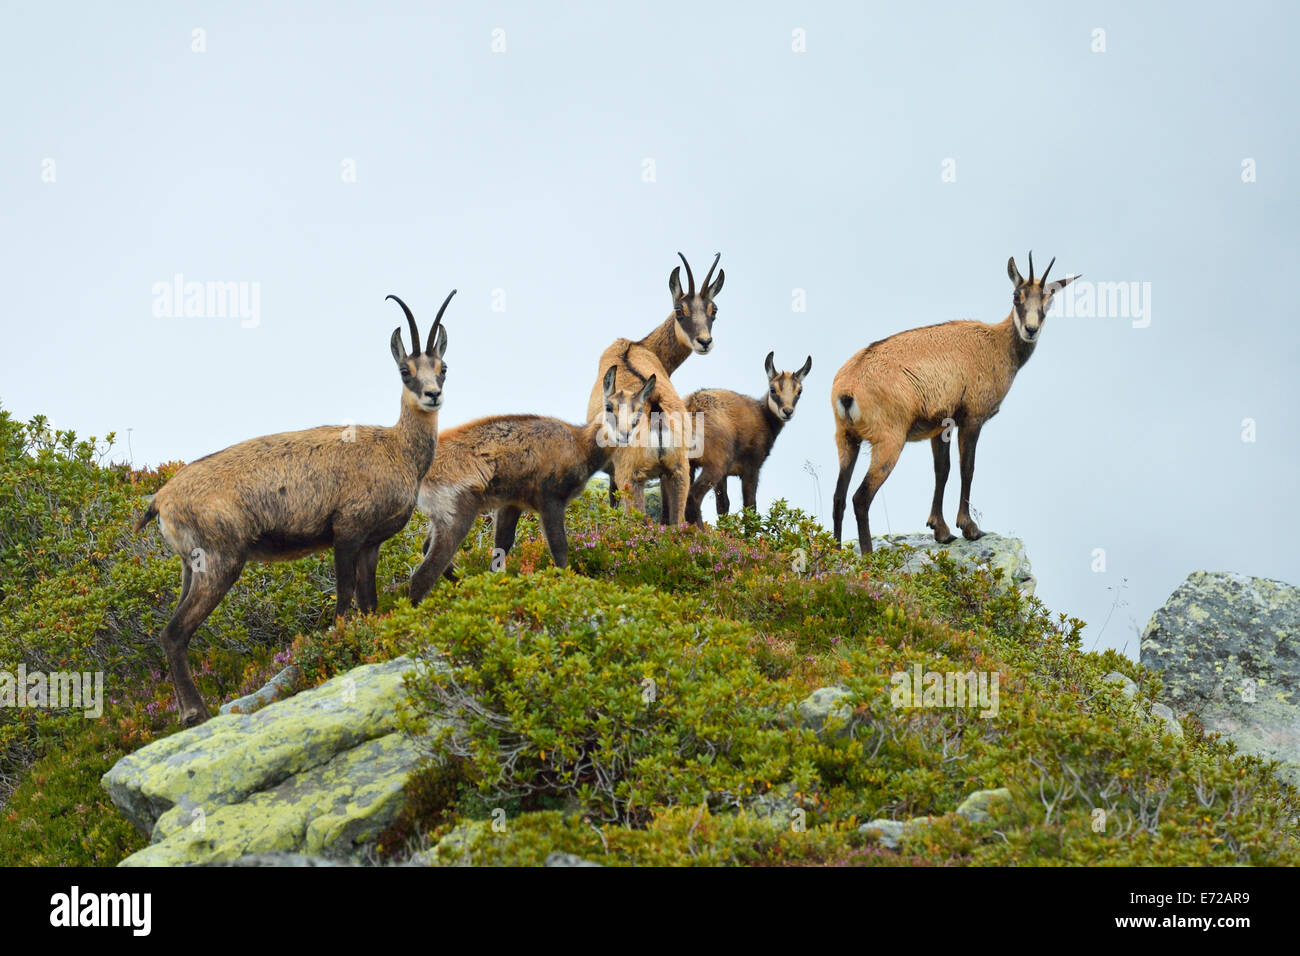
795;686;856;738
955;787;1012;824
1141;571;1299;785
219;664;303;716
544;852;603;867
1100;671;1183;739
869;532;1036;596
859;816;937;849
102;656;432;865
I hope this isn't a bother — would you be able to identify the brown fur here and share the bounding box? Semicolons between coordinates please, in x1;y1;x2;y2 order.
136;292;454;724
586;252;724;525
684;352;811;525
831;254;1077;553
411;367;654;603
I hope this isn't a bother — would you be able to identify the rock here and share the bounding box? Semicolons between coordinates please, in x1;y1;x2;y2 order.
744;782;804;827
1141;571;1299;785
544;852;603;867
796;686;857;738
868;532;1036;596
1102;671;1138;700
102;656;435;865
1100;671;1182;738
955;787;1012;824
859;817;936;849
420;821;490;866
203;853;357;867
1147;702;1183;739
585;476;662;523
219;664;302;716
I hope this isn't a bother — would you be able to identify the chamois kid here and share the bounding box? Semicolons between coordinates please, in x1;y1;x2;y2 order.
684;351;812;526
136;291;455;724
410;366;656;603
831;252;1078;553
586;252;723;525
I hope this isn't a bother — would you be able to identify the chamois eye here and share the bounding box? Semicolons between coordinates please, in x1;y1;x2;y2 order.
400;366;410;378
605;403;613;413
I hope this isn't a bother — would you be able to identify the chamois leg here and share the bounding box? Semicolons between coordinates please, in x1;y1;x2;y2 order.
333;541;361;617
955;423;985;541
926;435;957;544
741;468;759;512
686;462;725;527
354;544;381;614
714;478;730;515
832;429;862;544
410;505;479;606
493;506;522;556
605;468;618;508
851;436;903;555
662;460;689;525
159;554;244;726
538;500;571;569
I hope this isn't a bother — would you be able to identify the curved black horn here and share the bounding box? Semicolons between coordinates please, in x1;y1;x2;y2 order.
677;252;695;296
1027;251;1035;284
430;288;457;336
701;252;721;292
1039;257;1056;284
386;294;421;354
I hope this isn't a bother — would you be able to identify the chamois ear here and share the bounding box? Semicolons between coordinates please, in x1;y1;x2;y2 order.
390;328;407;365
638;373;657;405
602;365;618;397
1007;257;1024;286
707;268;724;299
765;351;777;379
431;324;448;360
796;355;812;379
669;265;684;301
1046;274;1081;296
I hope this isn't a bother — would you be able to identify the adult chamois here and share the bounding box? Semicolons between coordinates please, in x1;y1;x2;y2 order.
135;291;455;724
586;252;723;524
409;366;656;603
684;351;811;526
831;253;1077;553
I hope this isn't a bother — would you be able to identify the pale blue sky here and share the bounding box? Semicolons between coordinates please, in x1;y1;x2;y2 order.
3;1;1296;655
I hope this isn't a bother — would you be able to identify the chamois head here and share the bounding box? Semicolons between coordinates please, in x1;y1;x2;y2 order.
387;291;454;412
1006;252;1079;344
598;365;657;446
669;252;724;355
764;351;812;422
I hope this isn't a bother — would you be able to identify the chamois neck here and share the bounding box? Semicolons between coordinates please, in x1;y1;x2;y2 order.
637;314;693;374
396;399;439;470
1000;313;1037;370
757;397;786;449
577;419;614;473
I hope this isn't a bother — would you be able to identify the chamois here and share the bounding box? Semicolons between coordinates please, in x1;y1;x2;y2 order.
684;352;812;526
586;252;723;525
831;252;1078;553
135;291;456;724
409;366;656;603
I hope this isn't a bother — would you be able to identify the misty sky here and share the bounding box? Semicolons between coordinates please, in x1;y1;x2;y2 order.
3;1;1297;656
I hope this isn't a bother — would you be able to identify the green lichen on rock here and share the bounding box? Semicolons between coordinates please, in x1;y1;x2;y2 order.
102;656;431;864
870;532;1036;596
1141;571;1299;784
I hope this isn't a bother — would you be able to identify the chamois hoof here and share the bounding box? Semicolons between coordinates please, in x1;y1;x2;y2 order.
960;524;985;541
180;706;209;727
927;518;956;544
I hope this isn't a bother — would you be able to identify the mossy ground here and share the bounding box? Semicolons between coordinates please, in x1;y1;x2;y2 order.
2;405;1297;866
